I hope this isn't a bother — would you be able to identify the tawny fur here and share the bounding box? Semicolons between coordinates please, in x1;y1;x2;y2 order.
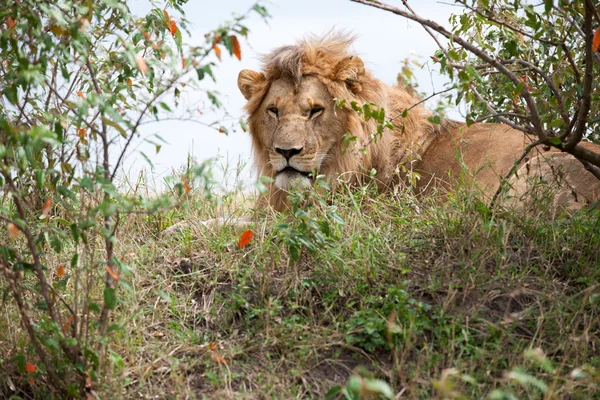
238;33;600;212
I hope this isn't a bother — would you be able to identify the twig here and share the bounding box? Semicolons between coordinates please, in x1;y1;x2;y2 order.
1;261;66;394
489;140;541;209
455;0;563;46
469;85;531;133
389;87;453;122
1;166;60;326
110;75;180;181
514;59;570;129
565;1;594;149
475;112;529;123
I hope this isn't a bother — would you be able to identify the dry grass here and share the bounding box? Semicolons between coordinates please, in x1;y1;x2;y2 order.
1;168;599;399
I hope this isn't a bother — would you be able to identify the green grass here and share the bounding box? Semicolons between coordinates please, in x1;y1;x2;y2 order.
2;173;600;399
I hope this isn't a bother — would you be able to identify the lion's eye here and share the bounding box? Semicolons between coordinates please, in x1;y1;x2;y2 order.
267;107;278;117
310;107;324;119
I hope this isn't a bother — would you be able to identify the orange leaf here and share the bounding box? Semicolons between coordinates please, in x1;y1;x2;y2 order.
106;266;119;280
63;315;74;333
76;91;86;99
169;19;177;36
238;229;253;248
519;33;524;44
127;78;133;86
181;57;186;69
136;55;148;75
143;31;151;40
41;197;52;218
231;35;242;61
211;352;228;364
78;128;87;140
28;377;34;384
183;182;191;193
212;44;222;61
7;222;19;238
593;27;600;52
208;342;217;351
57;265;66;277
25;363;36;373
6;16;15;30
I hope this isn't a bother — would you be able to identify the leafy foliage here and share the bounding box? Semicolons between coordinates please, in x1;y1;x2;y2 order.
439;0;600;145
0;0;268;396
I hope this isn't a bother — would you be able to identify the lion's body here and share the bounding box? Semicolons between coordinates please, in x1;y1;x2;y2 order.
237;34;600;212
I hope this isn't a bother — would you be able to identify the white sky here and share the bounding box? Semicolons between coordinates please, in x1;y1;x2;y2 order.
122;0;463;189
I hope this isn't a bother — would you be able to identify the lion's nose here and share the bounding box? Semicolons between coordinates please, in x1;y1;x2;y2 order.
276;147;302;161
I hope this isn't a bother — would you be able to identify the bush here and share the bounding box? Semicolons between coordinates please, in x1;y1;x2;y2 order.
0;0;267;396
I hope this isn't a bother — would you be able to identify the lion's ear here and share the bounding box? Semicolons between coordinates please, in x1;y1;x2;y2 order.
238;69;266;100
336;56;365;94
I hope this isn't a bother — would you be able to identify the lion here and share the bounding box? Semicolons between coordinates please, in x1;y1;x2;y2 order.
163;33;600;237
236;33;600;213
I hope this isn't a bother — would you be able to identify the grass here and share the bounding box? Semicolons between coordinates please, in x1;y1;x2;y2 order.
2;167;600;399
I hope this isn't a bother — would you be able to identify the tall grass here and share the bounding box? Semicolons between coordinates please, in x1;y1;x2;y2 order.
1;161;599;399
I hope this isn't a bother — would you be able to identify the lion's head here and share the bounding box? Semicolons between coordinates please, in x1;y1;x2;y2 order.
238;33;435;210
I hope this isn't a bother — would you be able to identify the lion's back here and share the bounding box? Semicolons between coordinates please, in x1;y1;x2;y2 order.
414;122;600;208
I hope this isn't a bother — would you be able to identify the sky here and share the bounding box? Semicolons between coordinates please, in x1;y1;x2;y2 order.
123;0;464;189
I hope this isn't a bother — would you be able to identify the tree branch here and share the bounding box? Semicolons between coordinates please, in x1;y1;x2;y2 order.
349;0;547;142
565;1;594;149
490;140;542;209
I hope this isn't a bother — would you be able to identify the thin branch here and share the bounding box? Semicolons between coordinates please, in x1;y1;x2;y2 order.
349;0;547;142
565;1;594;149
389;87;453;122
490;140;542;209
401;0;447;52
1;261;66;394
475;112;529;123
456;0;564;46
554;5;600;72
514;59;570;129
110;75;180;181
469;85;531;133
578;158;600;180
1;168;60;326
585;0;600;25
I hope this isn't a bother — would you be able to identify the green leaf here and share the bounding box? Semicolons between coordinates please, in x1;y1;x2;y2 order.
325;385;342;399
548;137;562;146
104;288;117;309
35;169;45;191
427;115;441;125
102;117;128;138
158;102;172;112
507;368;548;392
289;245;299;261
35;300;49;311
363;379;394;399
156;289;172;304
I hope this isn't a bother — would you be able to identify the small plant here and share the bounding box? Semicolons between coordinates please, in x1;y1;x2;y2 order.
275;176;345;261
326;367;394;400
345;285;431;352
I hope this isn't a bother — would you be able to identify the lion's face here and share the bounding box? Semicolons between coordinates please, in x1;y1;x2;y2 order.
245;75;346;190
